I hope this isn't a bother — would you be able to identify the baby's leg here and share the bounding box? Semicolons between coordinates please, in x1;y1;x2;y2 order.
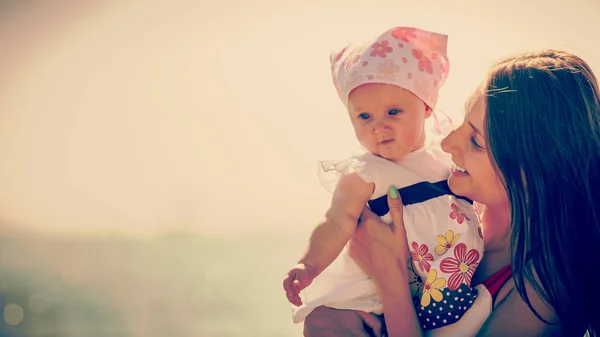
303;306;386;337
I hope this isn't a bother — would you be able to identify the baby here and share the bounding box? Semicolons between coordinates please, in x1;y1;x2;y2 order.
283;27;490;336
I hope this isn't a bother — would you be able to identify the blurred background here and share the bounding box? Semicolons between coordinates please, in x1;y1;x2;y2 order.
0;0;598;336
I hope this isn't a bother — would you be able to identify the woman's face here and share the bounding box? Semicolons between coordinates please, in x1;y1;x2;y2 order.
441;89;508;207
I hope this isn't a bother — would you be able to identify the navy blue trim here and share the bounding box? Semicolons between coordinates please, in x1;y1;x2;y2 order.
367;180;472;217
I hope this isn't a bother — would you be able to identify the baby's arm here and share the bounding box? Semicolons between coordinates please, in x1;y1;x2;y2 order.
297;173;374;275
283;173;374;306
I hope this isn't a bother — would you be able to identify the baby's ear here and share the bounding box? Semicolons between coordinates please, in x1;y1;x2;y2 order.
424;104;434;118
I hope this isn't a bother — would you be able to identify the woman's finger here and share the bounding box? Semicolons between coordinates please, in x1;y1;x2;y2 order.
387;185;405;233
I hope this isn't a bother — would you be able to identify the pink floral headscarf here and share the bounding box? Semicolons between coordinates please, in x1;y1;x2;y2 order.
330;27;452;134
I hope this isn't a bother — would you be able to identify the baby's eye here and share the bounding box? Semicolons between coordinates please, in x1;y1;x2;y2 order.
388;109;401;115
358;113;371;120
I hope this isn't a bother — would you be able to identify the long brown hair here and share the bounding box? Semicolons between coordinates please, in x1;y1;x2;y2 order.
484;50;600;336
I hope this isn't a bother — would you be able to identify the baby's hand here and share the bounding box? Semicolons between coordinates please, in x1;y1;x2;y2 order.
283;263;316;306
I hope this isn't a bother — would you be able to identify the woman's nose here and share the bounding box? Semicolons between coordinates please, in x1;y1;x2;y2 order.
440;129;457;154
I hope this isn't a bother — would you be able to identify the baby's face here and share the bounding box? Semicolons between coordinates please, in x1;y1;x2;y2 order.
347;83;431;162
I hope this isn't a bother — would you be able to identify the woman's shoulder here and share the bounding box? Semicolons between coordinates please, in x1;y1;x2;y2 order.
478;276;564;336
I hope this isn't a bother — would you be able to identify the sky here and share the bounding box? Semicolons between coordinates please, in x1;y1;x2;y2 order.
0;0;598;236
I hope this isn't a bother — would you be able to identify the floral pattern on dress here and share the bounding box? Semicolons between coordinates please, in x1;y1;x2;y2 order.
449;203;471;224
440;243;480;290
421;269;446;307
435;230;461;256
411;242;434;273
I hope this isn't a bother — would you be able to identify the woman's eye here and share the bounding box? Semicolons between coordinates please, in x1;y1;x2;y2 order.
358;113;371;120
470;136;482;149
388;109;401;115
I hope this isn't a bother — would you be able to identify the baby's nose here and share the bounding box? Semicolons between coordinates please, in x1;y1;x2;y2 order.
373;119;388;133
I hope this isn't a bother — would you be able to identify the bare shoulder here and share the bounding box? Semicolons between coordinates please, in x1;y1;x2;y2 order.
477;277;563;336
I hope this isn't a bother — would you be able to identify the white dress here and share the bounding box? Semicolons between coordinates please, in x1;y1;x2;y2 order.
292;140;491;336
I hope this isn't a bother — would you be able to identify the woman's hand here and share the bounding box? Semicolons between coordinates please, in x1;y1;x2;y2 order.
349;186;424;336
348;186;410;285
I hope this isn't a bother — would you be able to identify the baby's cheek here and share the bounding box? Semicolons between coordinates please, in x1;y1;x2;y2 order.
356;133;377;152
353;128;368;143
399;127;422;147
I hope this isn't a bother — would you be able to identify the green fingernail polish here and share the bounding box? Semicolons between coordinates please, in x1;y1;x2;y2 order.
389;185;399;199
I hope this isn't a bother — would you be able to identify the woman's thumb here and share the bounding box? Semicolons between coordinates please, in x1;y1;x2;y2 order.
387;185;404;231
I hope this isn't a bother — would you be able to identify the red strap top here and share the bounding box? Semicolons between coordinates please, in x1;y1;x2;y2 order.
482;265;513;301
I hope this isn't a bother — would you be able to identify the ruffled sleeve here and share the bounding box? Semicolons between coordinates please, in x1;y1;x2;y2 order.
317;151;389;194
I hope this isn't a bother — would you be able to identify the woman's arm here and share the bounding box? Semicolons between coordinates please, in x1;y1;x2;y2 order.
348;187;424;337
375;258;422;335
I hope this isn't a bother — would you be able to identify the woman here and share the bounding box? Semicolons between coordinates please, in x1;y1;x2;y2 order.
348;49;600;336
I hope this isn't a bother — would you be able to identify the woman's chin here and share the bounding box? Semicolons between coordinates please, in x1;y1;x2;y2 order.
447;175;471;198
